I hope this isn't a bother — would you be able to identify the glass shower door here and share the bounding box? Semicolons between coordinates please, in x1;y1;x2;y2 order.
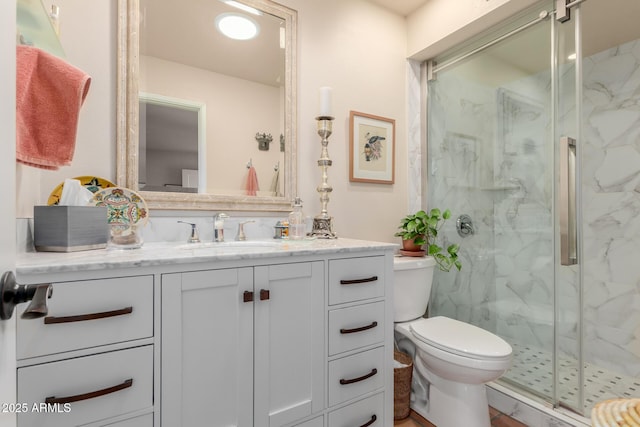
427;2;559;403
427;0;640;418
572;0;640;415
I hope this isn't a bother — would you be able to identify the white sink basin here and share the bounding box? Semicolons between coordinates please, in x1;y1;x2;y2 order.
178;240;281;250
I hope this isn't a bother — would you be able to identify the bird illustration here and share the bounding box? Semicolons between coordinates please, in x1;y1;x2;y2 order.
363;132;385;161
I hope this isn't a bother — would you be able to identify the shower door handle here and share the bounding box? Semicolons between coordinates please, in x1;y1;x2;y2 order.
560;137;577;266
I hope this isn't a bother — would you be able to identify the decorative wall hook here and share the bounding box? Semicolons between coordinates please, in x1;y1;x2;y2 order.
255;133;273;151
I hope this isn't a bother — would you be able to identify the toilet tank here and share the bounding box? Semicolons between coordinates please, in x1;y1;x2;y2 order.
393;256;436;322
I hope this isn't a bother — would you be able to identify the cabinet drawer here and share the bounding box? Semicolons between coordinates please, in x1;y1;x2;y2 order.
17;275;153;359
329;257;384;305
17;345;153;427
328;392;383;427
103;413;153;426
328;346;384;407
329;302;384;356
294;415;324;427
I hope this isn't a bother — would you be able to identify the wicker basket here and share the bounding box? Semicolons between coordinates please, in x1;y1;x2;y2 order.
394;350;413;420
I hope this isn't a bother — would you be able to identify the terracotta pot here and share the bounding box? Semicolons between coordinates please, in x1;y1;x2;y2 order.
401;237;423;252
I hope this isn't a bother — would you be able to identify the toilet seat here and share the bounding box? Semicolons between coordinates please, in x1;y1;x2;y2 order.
409;316;511;361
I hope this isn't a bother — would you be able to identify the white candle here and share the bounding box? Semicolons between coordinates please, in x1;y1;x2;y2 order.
319;86;332;117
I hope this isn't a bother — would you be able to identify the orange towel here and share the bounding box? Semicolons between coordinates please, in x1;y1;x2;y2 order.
246;166;259;196
16;45;91;170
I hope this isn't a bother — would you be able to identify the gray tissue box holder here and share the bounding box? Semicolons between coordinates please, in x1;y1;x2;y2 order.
34;206;109;252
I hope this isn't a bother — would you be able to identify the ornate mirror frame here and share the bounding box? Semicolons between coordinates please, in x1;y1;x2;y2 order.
116;0;297;211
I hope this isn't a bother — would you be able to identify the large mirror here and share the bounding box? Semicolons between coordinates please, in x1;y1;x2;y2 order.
117;0;297;211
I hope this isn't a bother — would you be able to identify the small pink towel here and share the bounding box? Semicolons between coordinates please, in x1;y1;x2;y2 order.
246;166;259;196
16;45;91;170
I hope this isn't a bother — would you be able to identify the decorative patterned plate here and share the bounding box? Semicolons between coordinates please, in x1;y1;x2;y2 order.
90;187;149;227
47;176;116;205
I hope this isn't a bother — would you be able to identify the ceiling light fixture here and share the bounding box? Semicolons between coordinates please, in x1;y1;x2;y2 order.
215;13;259;40
223;1;261;16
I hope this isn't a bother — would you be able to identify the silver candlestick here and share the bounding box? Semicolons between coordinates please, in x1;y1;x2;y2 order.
310;116;337;239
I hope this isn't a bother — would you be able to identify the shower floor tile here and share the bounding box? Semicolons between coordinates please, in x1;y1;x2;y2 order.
504;343;640;414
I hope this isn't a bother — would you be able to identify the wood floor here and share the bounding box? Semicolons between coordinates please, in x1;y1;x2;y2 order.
394;408;528;427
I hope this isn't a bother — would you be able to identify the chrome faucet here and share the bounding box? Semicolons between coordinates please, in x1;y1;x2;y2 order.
236;220;255;241
214;213;229;242
177;221;201;243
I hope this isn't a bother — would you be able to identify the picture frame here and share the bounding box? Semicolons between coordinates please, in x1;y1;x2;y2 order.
349;111;395;184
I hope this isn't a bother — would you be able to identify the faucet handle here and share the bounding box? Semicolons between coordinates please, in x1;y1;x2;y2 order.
178;221;201;243
236;220;255;241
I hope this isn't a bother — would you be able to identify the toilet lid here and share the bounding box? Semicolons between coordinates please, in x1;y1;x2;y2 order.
410;316;512;359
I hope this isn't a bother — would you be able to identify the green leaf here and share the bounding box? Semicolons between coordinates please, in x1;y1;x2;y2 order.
447;244;459;255
415;210;428;220
443;209;451;220
427;244;441;256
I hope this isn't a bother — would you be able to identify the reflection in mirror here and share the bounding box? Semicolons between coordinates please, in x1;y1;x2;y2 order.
139;93;206;193
117;0;297;211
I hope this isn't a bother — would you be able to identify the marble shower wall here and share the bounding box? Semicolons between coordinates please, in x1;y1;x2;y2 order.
582;38;640;377
426;33;640;390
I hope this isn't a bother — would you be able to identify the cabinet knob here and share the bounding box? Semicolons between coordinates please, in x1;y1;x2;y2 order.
259;289;270;301
243;291;254;303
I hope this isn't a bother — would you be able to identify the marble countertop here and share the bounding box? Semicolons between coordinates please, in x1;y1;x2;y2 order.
16;238;398;275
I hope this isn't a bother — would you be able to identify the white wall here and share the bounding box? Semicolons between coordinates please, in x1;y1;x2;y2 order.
16;0;410;244
407;0;539;60
16;0;116;217
278;0;408;242
14;0;546;243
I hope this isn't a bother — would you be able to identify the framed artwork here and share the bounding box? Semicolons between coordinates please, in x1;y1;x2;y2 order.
349;111;395;184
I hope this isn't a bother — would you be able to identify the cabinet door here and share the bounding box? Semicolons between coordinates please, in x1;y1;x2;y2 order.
162;268;253;427
254;261;325;427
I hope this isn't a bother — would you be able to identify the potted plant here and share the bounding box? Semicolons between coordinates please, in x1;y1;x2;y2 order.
394;208;462;272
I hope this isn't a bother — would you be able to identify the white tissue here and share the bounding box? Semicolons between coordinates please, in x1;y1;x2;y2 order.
59;178;94;206
393;359;409;369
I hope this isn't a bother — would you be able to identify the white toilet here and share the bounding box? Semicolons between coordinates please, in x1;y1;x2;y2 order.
393;256;512;427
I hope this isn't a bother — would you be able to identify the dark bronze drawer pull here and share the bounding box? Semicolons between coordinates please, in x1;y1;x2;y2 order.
45;378;133;404
260;289;270;301
44;306;133;324
339;368;377;385
360;414;377;427
340;321;378;334
340;276;378;285
243;291;254;302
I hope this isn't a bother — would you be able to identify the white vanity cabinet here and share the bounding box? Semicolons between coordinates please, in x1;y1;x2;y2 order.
15;238;395;427
161;261;324;427
326;255;390;427
15;275;155;427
